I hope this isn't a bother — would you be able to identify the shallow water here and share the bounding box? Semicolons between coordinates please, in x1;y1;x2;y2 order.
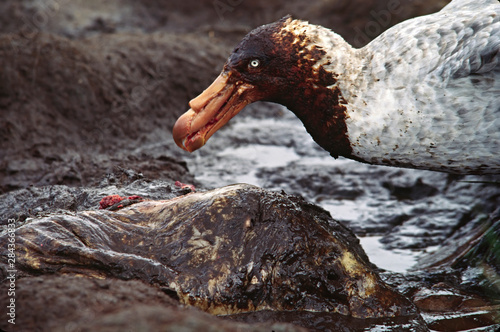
358;236;418;272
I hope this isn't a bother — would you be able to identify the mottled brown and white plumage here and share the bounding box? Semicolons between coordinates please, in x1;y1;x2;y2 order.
173;0;500;174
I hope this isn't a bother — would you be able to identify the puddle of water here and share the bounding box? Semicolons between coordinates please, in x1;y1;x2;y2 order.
321;199;379;227
191;143;301;188
358;236;418;273
218;144;300;185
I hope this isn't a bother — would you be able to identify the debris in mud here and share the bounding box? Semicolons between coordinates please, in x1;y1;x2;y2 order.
99;194;145;210
175;180;196;192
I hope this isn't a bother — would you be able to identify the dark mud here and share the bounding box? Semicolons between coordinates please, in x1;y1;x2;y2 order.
0;30;223;193
1;0;499;331
8;275;306;332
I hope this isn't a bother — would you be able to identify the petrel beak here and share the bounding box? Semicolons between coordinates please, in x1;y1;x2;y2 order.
172;72;255;152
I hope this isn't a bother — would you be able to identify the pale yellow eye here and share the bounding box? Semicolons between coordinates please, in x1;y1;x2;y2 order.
249;59;260;68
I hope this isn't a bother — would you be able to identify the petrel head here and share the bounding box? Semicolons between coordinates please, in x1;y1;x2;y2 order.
173;16;345;154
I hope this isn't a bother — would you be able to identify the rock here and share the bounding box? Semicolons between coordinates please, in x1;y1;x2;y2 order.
0;184;425;330
417;209;500;300
378;209;500;331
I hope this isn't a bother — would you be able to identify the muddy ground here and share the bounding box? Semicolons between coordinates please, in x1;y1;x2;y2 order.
0;0;499;331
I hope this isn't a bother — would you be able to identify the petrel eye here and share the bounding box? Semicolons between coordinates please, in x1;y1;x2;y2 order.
249;59;260;68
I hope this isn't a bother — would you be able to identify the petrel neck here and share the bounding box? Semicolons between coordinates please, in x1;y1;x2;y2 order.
276;25;362;159
281;78;352;159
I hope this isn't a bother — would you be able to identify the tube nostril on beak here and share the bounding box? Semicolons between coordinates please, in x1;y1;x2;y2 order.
189;97;206;113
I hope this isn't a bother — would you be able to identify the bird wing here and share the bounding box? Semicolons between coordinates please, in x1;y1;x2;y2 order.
351;0;500;173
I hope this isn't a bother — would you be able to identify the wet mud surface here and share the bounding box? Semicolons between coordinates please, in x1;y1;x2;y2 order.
8;275;307;332
0;0;499;331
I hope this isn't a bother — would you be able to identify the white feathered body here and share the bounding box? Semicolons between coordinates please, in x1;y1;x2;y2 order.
312;0;499;174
